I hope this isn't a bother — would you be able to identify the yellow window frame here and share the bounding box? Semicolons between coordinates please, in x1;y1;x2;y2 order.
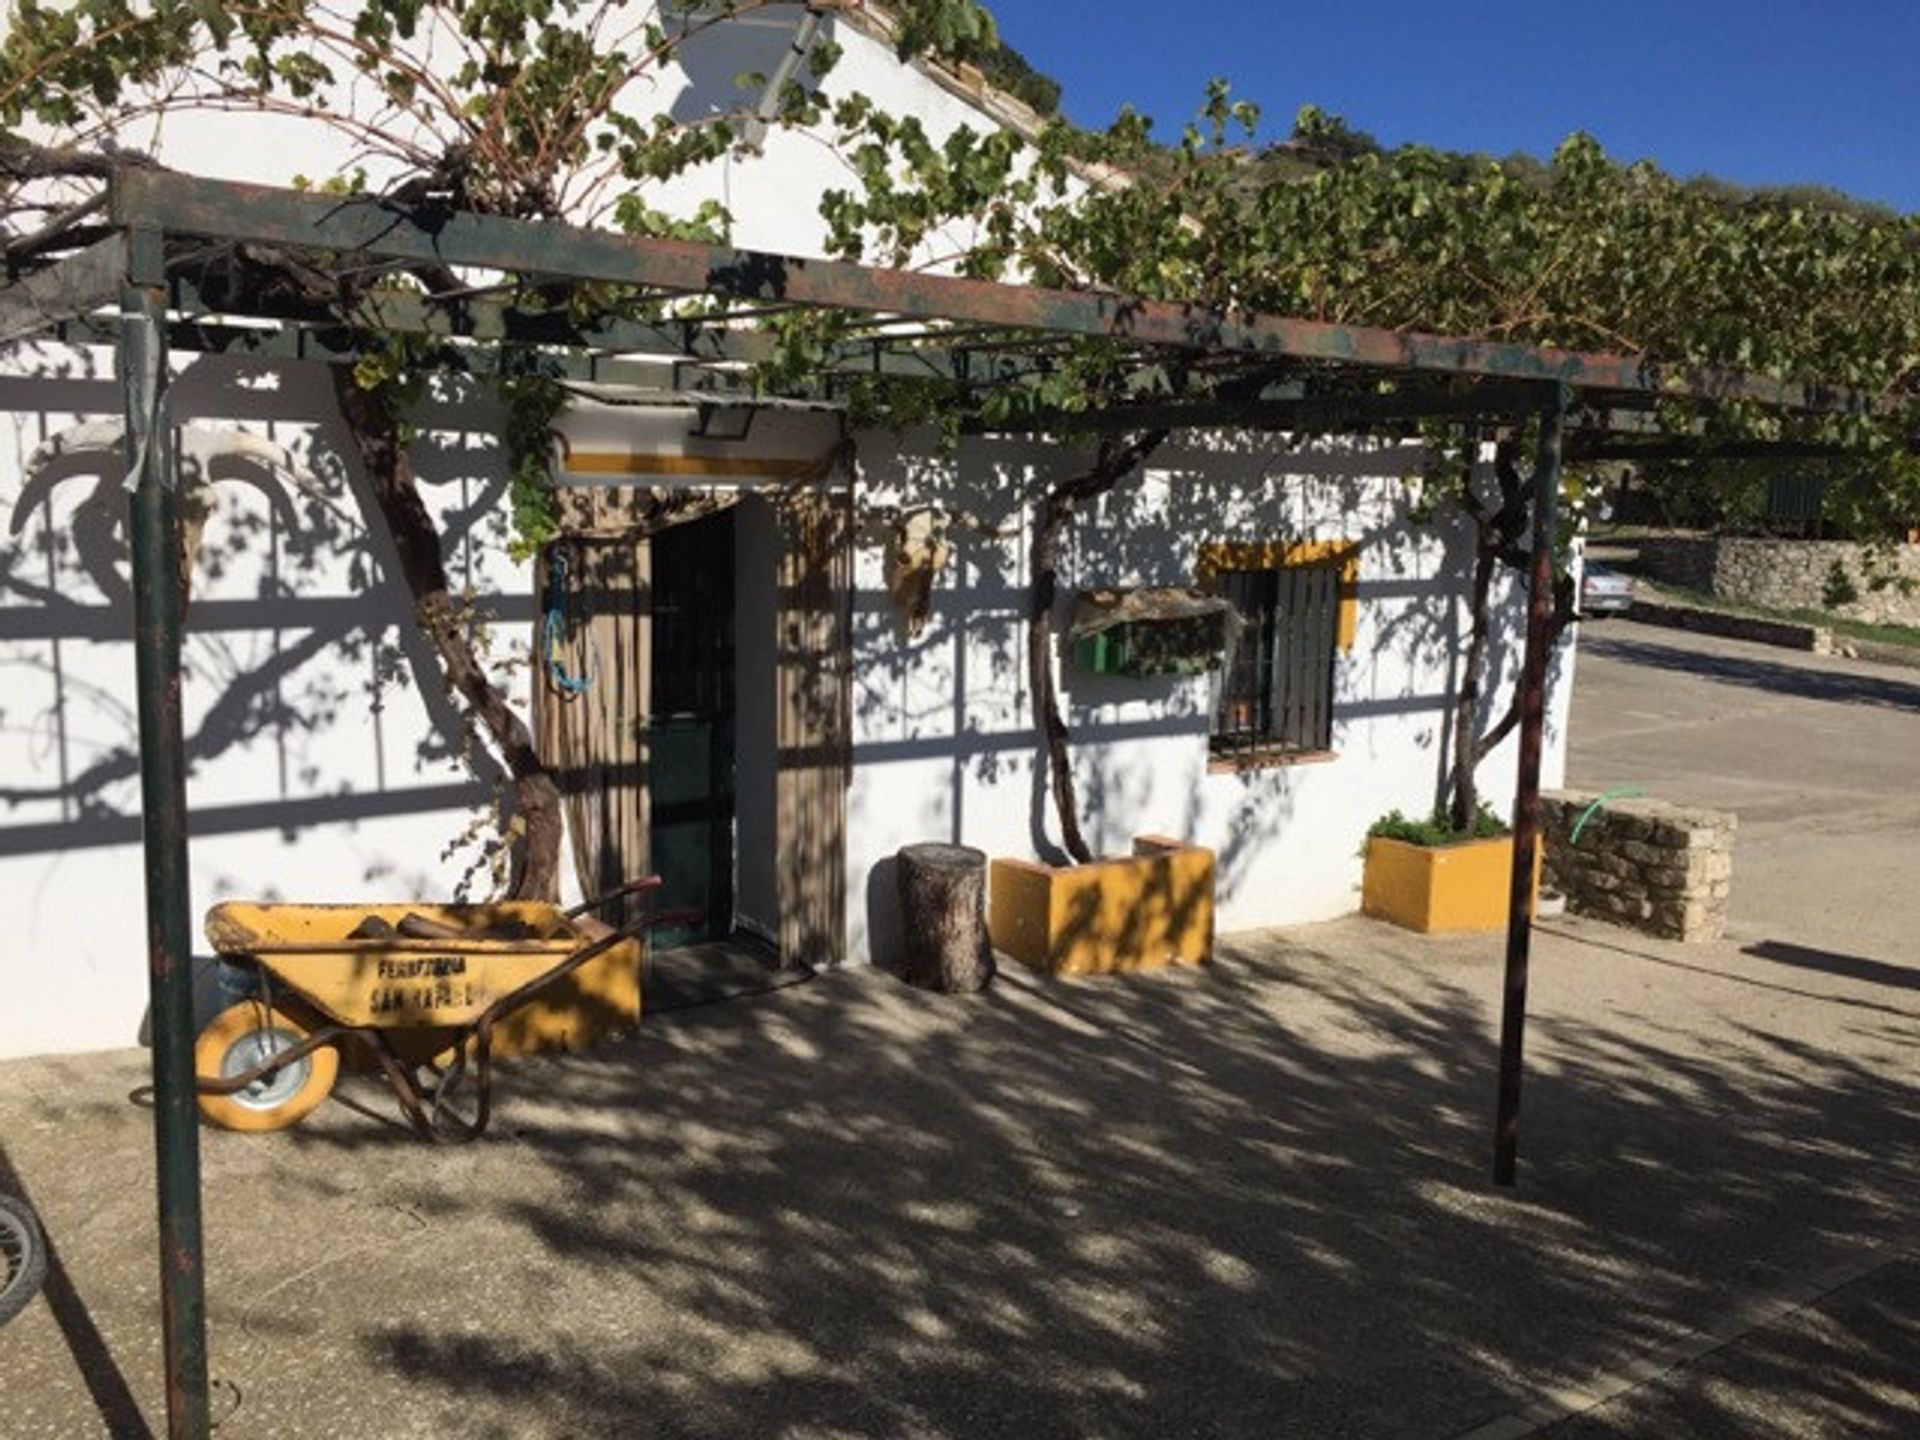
1196;539;1362;650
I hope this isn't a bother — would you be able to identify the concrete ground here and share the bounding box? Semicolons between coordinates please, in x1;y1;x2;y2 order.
4;621;1918;1439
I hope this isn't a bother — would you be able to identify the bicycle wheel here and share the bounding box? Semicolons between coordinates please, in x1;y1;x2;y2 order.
0;1191;47;1327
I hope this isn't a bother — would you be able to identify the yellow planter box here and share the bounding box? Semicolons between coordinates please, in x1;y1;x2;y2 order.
1361;834;1542;934
989;836;1214;976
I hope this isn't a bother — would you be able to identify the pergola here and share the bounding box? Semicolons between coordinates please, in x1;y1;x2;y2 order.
3;166;1900;1437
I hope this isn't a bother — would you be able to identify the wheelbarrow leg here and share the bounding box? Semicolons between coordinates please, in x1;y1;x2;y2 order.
470;1020;495;1139
361;1031;439;1142
421;1025;494;1144
359;1028;492;1145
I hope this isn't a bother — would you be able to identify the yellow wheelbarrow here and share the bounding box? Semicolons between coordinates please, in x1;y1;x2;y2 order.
194;877;688;1141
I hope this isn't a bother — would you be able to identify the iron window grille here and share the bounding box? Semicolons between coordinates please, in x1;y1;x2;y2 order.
1210;562;1340;759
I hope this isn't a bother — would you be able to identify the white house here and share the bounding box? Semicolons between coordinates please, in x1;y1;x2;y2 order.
0;3;1570;1057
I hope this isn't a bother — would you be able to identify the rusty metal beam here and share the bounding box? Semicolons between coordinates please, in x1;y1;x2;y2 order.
1493;385;1566;1189
109;169;1894;421
1567;437;1850;462
0;233;125;343
60;274;1022;387
977;384;1555;434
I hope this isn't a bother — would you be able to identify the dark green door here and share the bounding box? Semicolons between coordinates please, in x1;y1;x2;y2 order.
649;509;735;949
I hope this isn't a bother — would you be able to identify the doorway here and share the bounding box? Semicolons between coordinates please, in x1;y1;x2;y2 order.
647;508;735;949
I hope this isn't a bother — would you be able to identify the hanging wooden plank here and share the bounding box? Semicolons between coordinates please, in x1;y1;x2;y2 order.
773;477;853;970
534;537;653;917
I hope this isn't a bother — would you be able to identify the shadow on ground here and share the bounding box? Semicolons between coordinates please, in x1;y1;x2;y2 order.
1541;1256;1920;1440
1580;634;1920;714
278;928;1920;1435
1745;939;1920;996
0;1142;152;1438
8;917;1920;1438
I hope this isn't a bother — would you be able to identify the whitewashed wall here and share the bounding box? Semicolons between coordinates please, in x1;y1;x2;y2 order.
68;4;1045;265
0;356;531;1056
846;429;1573;965
0;10;1573;1056
0;4;1027;1056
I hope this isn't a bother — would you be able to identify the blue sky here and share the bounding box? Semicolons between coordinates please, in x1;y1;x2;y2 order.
991;2;1920;214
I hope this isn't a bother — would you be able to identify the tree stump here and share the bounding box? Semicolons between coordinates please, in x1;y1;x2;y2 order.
895;843;995;993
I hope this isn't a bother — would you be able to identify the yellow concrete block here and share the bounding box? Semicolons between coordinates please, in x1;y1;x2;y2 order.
1361;835;1542;934
989;836;1215;976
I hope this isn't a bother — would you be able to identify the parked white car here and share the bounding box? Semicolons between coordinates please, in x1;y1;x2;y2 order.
1581;562;1635;617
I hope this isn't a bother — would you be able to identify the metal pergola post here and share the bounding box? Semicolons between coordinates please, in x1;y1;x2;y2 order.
122;223;212;1438
1492;383;1567;1187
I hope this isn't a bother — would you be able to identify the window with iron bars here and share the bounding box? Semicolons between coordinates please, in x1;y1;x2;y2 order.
1210;562;1341;760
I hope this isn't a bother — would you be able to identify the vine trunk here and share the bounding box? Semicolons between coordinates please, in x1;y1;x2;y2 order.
1027;430;1168;865
329;366;564;901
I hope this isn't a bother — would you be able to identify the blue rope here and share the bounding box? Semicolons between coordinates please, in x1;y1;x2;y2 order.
544;549;597;695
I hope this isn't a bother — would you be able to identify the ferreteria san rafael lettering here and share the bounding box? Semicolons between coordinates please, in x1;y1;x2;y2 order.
375;955;469;980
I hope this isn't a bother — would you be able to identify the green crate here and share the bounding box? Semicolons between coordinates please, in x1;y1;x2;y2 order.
1072;613;1227;677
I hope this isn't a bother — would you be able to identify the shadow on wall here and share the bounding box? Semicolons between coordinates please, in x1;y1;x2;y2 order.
0;354;531;884
847;428;1569;959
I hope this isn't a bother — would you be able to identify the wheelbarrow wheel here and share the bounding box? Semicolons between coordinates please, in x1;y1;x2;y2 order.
194;1000;338;1132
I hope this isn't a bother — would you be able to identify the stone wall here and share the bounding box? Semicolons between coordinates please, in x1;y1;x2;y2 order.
1634;535;1717;593
1625;600;1831;654
1637;536;1920;627
1541;790;1735;942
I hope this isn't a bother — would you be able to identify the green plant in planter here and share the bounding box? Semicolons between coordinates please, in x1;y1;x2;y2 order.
1368;805;1509;848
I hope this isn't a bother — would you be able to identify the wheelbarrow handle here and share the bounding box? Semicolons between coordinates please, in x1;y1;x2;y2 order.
482;899;678;1030
430;900;690;1143
407;902;707;1145
560;874;665;920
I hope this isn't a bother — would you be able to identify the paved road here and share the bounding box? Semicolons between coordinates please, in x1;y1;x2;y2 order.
1568;619;1920;968
1539;619;1920;1438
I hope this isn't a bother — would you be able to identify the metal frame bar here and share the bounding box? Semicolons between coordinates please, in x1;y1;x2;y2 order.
109;169;1897;420
1569;437;1851;462
121;226;211;1437
984;383;1564;435
56;285;1025;389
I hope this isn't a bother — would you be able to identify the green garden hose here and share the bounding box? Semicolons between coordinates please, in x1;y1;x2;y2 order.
1570;786;1644;846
